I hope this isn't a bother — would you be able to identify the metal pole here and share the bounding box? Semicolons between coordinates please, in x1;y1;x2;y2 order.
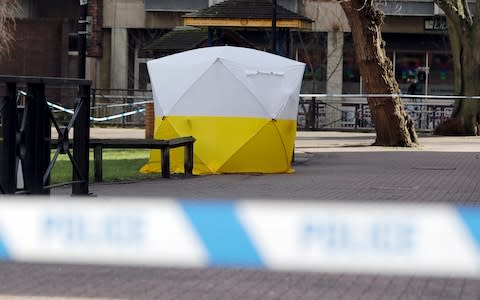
26;83;50;194
310;97;316;130
208;27;213;47
286;29;291;57
271;0;277;54
91;87;96;118
78;0;88;79
72;84;91;195
1;83;18;193
425;51;429;96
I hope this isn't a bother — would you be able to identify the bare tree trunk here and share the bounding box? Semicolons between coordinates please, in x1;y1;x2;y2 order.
340;0;418;146
433;0;480;135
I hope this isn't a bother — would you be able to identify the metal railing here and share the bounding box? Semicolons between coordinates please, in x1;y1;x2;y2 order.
90;89;153;126
46;90;468;132
44;89;152;127
298;94;459;132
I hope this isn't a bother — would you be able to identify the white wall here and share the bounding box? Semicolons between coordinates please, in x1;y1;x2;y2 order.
110;27;129;89
104;0;146;28
303;1;350;32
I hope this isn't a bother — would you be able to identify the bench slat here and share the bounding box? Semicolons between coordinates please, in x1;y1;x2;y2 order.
89;137;195;149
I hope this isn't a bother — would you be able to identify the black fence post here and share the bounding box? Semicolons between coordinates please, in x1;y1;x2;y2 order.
271;0;277;54
1;83;18;193
354;104;359;130
72;84;90;195
310;97;316;130
25;83;50;194
93;144;103;183
78;0;88;79
91;88;96;119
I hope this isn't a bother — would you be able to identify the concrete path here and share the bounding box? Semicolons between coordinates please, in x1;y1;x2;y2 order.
3;129;480;300
85;127;480;152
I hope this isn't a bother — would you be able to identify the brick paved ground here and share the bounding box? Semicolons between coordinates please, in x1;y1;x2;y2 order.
83;151;480;203
1;262;480;300
2;131;480;300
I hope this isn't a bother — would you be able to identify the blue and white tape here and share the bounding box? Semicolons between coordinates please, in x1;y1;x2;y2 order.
17;91;148;123
0;198;479;277
47;101;146;122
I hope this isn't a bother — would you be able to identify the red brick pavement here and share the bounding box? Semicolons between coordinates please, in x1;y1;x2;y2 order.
0;262;479;300
80;151;480;203
4;133;480;300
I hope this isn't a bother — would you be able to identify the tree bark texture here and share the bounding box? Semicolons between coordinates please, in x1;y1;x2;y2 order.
340;0;418;146
0;0;18;59
434;0;480;135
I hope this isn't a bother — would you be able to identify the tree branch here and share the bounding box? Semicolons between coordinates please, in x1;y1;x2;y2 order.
0;0;18;59
459;0;473;25
474;0;480;41
435;0;472;27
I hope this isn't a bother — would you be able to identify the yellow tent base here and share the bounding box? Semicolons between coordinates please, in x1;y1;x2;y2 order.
140;115;297;175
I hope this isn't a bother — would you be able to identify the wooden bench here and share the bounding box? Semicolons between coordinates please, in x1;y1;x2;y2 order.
90;137;195;182
51;137;195;182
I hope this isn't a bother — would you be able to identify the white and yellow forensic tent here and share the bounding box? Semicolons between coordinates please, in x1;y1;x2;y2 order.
141;46;305;175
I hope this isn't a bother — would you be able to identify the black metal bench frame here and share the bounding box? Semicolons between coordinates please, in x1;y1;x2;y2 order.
0;75;91;195
90;137;195;182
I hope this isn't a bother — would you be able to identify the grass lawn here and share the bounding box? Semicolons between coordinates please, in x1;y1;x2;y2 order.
50;149;163;184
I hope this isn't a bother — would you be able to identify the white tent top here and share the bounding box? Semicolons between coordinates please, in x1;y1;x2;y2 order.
148;46;305;120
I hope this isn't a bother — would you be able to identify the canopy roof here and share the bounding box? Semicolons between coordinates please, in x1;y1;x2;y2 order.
183;0;312;30
141;26;256;56
143;27;207;53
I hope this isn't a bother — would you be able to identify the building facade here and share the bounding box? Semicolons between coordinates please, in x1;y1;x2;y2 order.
3;0;454;97
3;0;80;79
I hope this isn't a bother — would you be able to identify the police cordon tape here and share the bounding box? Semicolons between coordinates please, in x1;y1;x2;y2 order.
47;101;146;122
0;197;479;277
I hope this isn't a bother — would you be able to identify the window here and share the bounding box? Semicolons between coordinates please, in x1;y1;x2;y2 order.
294;32;327;94
68;33;78;54
342;34;361;94
144;0;208;12
395;53;425;94
342;52;361;94
428;53;454;95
